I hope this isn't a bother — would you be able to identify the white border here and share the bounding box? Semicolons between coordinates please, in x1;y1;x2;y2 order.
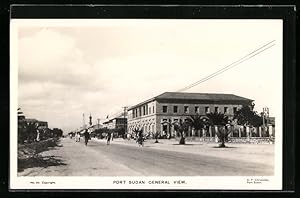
10;19;283;190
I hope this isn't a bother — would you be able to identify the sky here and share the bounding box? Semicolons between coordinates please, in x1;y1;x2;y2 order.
13;19;283;134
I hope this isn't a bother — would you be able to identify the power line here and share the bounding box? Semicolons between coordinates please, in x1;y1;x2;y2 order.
177;40;276;92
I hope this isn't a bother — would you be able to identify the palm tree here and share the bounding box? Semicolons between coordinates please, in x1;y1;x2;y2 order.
186;114;208;137
172;119;190;144
206;112;231;147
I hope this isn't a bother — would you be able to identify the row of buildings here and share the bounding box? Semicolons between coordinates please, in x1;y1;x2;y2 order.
82;91;276;138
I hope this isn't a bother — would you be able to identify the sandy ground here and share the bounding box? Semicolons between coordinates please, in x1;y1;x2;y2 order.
18;137;274;176
102;138;274;166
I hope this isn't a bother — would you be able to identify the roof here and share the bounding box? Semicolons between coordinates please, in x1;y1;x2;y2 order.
128;92;253;110
103;117;127;124
156;92;253;101
24;118;47;123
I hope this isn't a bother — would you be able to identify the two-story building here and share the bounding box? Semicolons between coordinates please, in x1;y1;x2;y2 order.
127;92;253;137
103;116;127;131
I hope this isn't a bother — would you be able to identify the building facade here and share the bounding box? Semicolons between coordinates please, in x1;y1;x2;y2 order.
103;117;127;131
127;92;253;136
24;118;48;129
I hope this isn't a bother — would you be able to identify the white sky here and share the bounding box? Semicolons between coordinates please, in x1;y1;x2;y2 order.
13;19;282;134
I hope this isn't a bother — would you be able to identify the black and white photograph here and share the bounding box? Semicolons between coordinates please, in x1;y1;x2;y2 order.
10;18;283;190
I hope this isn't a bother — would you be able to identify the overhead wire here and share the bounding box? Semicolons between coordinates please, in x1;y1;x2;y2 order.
177;40;276;92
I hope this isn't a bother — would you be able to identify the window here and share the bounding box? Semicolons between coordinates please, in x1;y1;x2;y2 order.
149;107;151;114
205;106;210;114
224;107;228;114
215;107;219;113
153;106;155;113
184;106;189;113
195;106;199;113
162;106;168;113
233;107;237;114
173;106;178;113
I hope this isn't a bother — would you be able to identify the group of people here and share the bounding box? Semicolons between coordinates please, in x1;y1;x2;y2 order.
74;132;81;142
71;130;90;146
106;132;113;145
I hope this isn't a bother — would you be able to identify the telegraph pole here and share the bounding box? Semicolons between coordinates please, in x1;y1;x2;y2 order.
89;113;92;127
123;106;127;134
82;113;86;129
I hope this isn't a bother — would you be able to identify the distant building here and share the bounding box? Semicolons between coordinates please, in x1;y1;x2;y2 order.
103;116;127;131
88;124;103;132
24;118;48;129
127;92;253;136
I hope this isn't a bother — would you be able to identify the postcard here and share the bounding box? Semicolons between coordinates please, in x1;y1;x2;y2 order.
10;18;283;190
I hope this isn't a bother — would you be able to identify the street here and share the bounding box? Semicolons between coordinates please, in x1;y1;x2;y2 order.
18;137;274;176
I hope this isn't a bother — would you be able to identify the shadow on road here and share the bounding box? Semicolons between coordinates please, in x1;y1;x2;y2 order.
212;146;237;148
172;144;197;146
18;138;66;172
18;155;66;172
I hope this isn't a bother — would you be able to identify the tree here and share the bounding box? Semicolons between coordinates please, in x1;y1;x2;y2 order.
186;114;208;137
25;122;39;143
172;119;190;145
132;127;143;139
52;128;63;137
234;105;263;127
206;112;231;147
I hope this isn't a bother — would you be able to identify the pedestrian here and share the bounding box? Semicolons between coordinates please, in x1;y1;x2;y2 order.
77;132;81;142
127;133;131;140
107;132;112;145
84;129;90;146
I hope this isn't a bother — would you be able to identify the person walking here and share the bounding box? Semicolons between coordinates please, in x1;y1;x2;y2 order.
107;132;112;145
84;129;90;146
77;132;81;142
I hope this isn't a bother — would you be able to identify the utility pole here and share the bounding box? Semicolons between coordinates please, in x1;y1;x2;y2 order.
123;106;127;134
89;113;92;127
83;113;86;129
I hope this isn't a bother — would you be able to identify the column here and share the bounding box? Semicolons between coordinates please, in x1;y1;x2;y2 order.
259;126;262;137
238;127;241;137
215;126;219;143
246;126;250;141
269;125;273;137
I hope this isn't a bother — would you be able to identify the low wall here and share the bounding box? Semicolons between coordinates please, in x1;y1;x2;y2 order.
174;137;275;144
